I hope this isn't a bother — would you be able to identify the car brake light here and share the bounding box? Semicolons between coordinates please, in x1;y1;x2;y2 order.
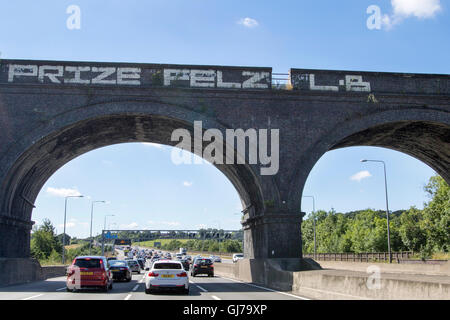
148;272;159;277
194;264;198;267
177;272;187;277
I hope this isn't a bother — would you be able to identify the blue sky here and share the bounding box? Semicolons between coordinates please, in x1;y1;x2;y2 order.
0;1;447;237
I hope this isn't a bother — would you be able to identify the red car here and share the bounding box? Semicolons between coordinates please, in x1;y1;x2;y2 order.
66;256;113;292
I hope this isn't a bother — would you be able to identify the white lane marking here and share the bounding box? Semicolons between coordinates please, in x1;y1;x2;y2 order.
211;295;221;300
218;276;310;300
56;287;66;291
22;294;44;300
190;281;208;292
132;285;139;292
124;294;132;300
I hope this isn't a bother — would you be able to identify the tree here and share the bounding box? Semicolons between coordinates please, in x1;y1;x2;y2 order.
398;207;427;251
421;175;450;252
30;219;62;260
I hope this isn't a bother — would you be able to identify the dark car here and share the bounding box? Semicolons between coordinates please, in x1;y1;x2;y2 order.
180;258;190;271
66;256;113;292
109;260;132;282
191;257;214;277
107;257;117;262
136;258;145;270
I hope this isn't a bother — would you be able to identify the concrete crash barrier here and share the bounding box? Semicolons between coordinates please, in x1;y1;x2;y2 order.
213;258;321;292
0;258;69;287
317;260;450;277
41;265;69;279
292;269;450;300
213;258;450;300
0;258;43;287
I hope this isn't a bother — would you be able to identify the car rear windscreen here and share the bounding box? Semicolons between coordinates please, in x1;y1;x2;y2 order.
153;263;182;269
197;259;212;265
74;258;102;268
110;261;127;267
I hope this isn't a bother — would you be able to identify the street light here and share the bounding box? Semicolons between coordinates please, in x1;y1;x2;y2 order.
101;214;115;256
303;195;316;259
62;195;84;264
89;200;106;254
361;159;392;263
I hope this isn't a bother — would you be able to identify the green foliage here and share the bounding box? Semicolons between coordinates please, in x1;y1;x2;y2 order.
301;175;449;256
30;218;62;261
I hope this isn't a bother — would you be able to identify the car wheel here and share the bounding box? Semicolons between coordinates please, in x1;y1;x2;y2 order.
109;282;113;290
102;285;108;292
184;287;189;295
66;287;73;292
127;276;131;282
145;288;152;294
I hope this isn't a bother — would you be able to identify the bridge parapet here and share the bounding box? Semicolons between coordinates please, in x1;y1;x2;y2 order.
290;68;450;95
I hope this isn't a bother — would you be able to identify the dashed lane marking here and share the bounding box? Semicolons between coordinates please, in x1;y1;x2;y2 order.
124;294;132;300
189;281;208;292
56;287;66;291
22;294;44;300
211;295;221;300
217;276;310;300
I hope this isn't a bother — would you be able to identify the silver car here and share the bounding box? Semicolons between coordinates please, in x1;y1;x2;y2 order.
126;259;141;274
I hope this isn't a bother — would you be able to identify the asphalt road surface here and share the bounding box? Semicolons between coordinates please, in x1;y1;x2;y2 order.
0;273;312;300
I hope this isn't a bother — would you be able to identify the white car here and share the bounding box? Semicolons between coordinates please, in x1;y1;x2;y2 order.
232;253;244;263
145;260;189;294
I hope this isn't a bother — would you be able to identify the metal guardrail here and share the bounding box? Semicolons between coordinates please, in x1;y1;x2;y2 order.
303;251;415;262
271;73;291;90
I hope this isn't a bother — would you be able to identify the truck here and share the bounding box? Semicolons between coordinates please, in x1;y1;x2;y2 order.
179;247;187;255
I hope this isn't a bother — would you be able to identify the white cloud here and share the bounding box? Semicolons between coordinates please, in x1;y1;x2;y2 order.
183;181;193;187
383;0;441;29
238;17;259;28
350;170;372;182
196;224;207;229
120;222;139;229
141;142;164;149
46;187;81;197
58;222;76;229
392;0;441;18
147;220;181;227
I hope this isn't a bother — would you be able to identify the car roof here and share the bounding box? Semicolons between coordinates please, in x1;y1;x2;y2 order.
76;256;106;259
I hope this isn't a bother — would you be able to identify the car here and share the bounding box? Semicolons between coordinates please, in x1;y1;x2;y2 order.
136;258;146;269
180;258;190;271
191;257;214;277
66;256;113;292
232;253;244;263
107;257;117;262
126;259;141;274
175;253;183;259
144;260;189;294
210;255;222;263
108;260;132;282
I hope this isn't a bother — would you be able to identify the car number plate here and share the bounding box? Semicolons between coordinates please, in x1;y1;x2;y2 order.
201;266;208;268
161;274;174;278
80;272;93;275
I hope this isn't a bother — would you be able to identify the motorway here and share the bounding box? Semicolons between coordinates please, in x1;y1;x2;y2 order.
0;273;311;300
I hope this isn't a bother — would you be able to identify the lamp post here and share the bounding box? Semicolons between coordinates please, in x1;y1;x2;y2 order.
303;196;316;259
361;159;392;263
62;195;83;264
89;200;106;254
102;214;115;256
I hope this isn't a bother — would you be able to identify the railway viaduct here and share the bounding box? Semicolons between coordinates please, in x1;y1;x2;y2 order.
0;59;448;285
